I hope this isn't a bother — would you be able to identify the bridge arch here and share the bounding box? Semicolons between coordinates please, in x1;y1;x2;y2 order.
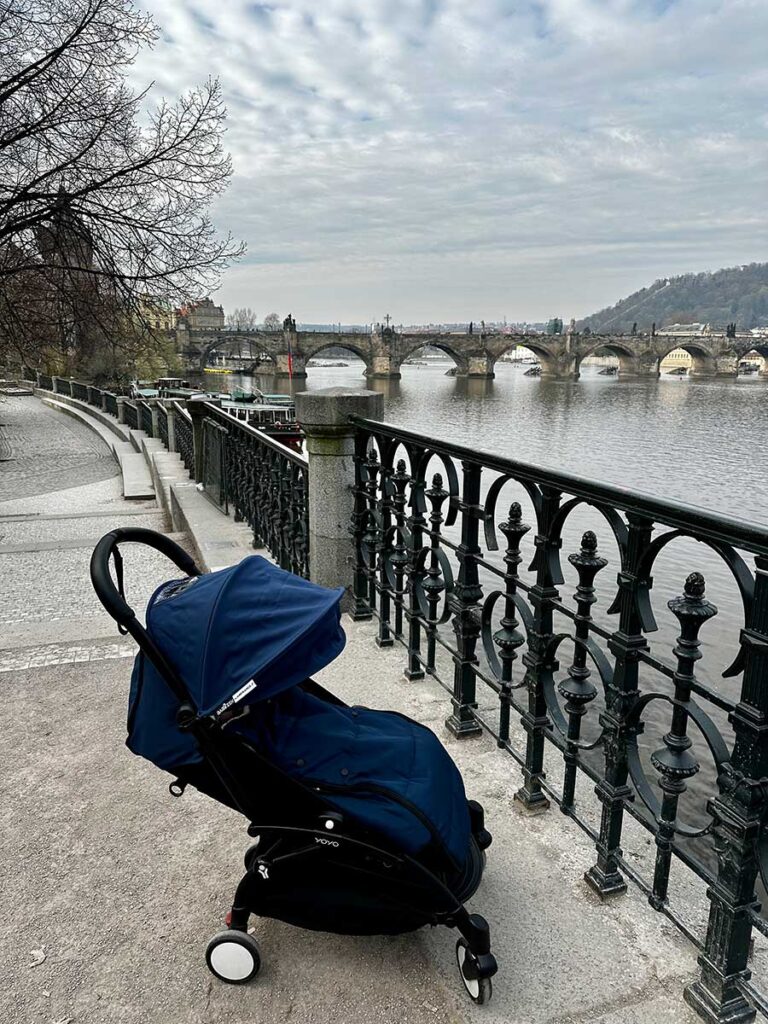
199;331;277;371
301;339;373;377
398;339;469;376
656;341;726;378
577;340;650;379
490;340;568;380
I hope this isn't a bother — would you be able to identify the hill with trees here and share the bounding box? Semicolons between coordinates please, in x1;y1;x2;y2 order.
579;263;768;333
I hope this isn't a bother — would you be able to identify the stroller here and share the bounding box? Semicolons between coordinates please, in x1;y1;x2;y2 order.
90;528;498;1003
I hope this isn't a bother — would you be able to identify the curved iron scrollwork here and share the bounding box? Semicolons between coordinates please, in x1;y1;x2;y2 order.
349;413;768;1024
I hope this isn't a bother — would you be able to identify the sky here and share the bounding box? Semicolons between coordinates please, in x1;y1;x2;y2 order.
132;0;768;324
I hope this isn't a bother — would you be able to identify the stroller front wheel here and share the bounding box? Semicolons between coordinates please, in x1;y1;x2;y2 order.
206;930;261;985
455;939;493;1005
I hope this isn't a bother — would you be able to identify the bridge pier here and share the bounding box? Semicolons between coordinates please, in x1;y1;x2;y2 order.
463;352;495;378
539;351;579;381
367;354;401;379
687;354;738;379
274;350;307;378
614;353;660;381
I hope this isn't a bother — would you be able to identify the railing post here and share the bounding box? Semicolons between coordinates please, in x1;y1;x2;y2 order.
116;397;126;424
514;485;560;811
295;387;383;607
585;511;653;896
684;555;768;1024
445;460;484;738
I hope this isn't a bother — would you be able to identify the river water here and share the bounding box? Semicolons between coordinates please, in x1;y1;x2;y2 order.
202;359;768;870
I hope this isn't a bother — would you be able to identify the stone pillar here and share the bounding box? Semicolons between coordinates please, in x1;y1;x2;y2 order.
116;397;126;424
295;387;384;606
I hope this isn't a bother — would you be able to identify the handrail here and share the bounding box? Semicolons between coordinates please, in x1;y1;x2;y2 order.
200;401;307;466
349;414;768;554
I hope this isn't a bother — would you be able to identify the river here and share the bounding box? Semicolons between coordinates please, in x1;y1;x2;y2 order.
199;359;768;869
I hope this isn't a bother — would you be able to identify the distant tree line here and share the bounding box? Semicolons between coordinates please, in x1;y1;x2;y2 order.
579;263;768;333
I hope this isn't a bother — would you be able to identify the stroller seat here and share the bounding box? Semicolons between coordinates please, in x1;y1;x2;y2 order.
234;685;473;868
90;529;497;1003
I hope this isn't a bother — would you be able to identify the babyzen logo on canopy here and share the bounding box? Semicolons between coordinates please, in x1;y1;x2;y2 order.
215;678;258;716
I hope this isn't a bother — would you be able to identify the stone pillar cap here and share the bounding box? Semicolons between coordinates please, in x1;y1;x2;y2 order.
295;387;383;430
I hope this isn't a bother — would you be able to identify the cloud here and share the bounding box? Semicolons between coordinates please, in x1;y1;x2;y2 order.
131;0;768;321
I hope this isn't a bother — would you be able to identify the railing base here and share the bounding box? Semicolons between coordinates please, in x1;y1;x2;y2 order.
684;979;756;1024
513;788;551;815
583;865;628;899
350;608;374;622
445;713;483;739
404;668;425;681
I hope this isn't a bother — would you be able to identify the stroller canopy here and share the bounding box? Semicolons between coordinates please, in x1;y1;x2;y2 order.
127;557;345;770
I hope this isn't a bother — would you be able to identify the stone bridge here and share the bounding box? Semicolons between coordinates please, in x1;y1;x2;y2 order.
175;323;767;380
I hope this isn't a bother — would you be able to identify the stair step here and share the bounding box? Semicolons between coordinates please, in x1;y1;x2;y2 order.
119;452;155;500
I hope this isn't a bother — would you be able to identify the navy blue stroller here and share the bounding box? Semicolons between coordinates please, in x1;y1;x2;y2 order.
90;528;497;1002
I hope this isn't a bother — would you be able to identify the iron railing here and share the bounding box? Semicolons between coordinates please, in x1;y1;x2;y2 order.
172;402;194;474
156;403;169;448
201;415;229;513
71;380;88;401
139;401;153;437
198;403;309;578
350;414;768;1024
38;373;53;390
123;401;138;430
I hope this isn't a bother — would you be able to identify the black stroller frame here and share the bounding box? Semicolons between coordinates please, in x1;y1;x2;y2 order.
91;527;498;1002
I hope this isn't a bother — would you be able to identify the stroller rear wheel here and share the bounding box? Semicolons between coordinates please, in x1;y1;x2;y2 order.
206;930;261;985
456;939;493;1005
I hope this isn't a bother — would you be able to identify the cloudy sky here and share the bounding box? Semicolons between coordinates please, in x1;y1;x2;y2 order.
133;0;768;323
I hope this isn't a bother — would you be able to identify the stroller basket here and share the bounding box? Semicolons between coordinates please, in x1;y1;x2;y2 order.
90;527;498;1002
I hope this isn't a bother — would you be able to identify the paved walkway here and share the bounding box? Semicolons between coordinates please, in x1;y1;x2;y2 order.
0;396;184;653
1;395;713;1024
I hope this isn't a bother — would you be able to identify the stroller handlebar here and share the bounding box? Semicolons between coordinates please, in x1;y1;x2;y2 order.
90;527;202;626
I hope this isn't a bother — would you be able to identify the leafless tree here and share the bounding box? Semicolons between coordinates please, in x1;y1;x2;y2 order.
0;0;244;376
227;306;258;330
263;312;281;332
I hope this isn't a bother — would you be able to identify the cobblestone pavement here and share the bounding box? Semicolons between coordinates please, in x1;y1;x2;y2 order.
0;395;118;501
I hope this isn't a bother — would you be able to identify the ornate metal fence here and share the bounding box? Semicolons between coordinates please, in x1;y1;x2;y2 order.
156;403;169;448
172;402;194;474
350;414;768;1024
139;401;153;437
37;374;53;390
123;401;138;430
71;381;88;401
198;404;309;578
104;392;118;417
201;415;229;513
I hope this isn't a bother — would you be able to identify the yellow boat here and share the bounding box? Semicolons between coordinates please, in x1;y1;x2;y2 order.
203;367;232;374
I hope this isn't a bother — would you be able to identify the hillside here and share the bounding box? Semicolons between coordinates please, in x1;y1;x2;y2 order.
579;263;768;332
